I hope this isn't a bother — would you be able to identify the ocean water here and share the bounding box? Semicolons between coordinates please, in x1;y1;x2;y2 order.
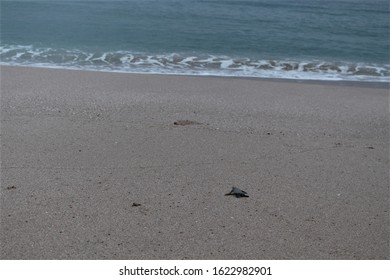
1;0;389;81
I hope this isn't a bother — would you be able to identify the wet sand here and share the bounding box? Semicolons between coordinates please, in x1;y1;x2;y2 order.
1;66;388;259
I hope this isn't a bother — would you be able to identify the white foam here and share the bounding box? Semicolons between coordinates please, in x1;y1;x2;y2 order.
220;59;234;69
1;44;389;82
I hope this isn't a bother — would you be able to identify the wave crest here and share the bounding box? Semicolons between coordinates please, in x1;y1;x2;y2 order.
1;45;389;82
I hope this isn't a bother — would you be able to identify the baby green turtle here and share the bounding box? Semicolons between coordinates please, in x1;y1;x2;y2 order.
225;187;249;198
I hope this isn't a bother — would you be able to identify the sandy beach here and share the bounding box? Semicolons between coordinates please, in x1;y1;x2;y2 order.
0;66;388;259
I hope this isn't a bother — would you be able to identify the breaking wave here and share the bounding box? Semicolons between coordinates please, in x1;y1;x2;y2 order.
1;45;389;82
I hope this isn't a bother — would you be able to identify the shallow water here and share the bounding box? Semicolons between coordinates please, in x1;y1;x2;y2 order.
1;0;389;81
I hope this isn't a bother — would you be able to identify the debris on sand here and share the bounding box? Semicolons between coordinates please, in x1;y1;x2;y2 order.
225;187;249;198
174;120;202;126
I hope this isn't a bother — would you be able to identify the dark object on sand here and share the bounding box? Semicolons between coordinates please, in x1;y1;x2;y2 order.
225;187;249;198
132;203;141;207
174;120;201;126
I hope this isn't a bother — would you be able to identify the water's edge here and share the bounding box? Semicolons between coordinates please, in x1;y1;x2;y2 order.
3;64;388;89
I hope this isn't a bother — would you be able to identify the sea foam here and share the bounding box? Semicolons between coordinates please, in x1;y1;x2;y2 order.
1;45;389;82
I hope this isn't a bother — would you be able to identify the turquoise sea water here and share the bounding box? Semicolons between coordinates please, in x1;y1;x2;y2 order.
1;0;389;81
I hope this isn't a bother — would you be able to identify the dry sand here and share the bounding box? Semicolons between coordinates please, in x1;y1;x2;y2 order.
0;66;388;259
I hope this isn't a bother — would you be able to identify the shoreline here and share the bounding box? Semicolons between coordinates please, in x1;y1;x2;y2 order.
1;65;388;259
1;64;388;89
